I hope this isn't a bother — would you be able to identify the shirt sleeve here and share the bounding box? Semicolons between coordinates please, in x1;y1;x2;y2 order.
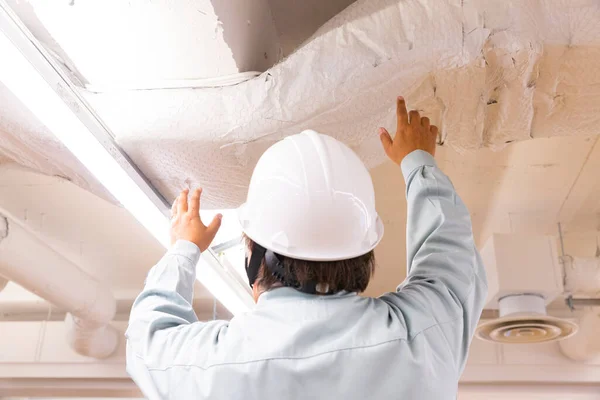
380;150;488;373
125;240;227;400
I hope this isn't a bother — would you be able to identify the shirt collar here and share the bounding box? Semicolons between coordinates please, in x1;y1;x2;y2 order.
256;286;356;308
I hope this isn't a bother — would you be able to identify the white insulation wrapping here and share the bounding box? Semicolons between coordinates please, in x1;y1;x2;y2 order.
565;257;600;296
2;0;600;208
0;82;109;199
0;214;119;358
559;311;600;362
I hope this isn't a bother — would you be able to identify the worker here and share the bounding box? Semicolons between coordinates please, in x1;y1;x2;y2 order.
126;96;488;399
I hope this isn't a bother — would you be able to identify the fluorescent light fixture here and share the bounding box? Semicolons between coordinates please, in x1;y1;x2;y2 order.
201;208;243;246
0;27;170;247
0;2;253;315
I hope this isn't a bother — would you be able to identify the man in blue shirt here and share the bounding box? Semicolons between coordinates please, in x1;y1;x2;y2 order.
126;96;488;399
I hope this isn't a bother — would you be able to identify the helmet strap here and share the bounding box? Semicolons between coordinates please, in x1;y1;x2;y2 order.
265;250;317;295
245;243;318;294
245;243;266;288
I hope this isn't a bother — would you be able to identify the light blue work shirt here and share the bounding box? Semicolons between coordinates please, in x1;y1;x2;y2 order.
126;150;488;399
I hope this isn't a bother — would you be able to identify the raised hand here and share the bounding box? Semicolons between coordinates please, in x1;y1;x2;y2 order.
379;96;438;165
170;188;222;252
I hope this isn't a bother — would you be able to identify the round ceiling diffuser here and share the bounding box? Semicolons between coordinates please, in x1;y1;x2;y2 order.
476;294;578;344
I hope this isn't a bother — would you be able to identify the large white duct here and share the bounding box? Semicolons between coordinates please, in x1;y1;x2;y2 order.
0;214;119;359
81;0;600;208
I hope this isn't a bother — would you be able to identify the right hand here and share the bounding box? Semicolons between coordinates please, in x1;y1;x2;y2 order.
379;96;438;165
170;188;222;252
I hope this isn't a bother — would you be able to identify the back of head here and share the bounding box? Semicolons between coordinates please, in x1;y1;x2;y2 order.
244;235;376;294
238;130;383;294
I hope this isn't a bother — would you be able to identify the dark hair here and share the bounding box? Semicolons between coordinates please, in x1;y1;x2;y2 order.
244;235;375;294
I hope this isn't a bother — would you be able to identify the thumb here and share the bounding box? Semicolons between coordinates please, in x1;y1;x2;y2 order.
379;127;393;156
205;214;223;242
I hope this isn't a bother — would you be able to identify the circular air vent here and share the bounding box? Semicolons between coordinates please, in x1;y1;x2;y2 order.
476;294;578;344
476;314;578;344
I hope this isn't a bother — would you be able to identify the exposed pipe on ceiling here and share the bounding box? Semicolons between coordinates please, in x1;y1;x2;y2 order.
0;213;119;358
559;253;600;362
566;297;600;308
559;310;600;362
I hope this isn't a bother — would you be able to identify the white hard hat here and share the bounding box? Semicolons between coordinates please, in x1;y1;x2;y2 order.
238;130;384;261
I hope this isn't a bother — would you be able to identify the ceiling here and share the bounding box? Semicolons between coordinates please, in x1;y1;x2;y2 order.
266;0;357;55
4;0;358;83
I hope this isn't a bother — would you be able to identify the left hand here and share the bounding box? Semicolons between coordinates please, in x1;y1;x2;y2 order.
170;188;222;252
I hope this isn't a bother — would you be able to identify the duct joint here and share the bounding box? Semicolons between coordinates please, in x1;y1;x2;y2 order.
498;293;547;317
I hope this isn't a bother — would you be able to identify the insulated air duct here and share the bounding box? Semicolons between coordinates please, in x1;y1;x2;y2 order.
564;256;600;296
0;213;119;358
559;310;600;362
559;256;600;361
80;0;600;209
2;1;600;209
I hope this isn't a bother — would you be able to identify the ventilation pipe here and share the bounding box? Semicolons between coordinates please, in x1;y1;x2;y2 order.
559;310;600;362
559;256;600;362
0;214;119;358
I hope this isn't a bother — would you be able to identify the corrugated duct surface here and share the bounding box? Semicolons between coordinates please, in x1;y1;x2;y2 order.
3;0;600;208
